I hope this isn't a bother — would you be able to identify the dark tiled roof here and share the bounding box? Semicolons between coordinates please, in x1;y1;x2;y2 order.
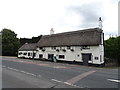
37;28;103;47
18;43;36;51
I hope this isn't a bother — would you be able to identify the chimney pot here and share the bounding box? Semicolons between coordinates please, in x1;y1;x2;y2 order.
50;28;54;35
98;17;103;29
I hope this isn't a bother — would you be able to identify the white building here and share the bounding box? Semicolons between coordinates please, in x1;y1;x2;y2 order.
18;28;104;66
18;43;37;59
36;28;104;66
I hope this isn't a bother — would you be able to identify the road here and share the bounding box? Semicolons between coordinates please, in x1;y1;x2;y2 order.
1;56;119;89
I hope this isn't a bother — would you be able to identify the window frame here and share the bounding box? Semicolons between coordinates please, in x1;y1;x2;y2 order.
19;52;22;55
28;52;31;56
67;46;71;49
39;54;43;58
23;52;27;55
95;57;99;60
58;55;65;59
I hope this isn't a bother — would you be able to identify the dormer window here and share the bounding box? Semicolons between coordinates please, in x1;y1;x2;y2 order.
67;46;71;49
39;47;45;51
81;46;90;50
51;46;56;50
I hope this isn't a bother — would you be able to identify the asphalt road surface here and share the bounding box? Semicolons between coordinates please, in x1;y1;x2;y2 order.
1;56;119;89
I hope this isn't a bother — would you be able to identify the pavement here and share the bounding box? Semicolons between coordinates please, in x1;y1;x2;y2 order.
1;56;119;89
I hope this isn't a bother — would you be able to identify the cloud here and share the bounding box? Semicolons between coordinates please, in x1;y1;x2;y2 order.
67;1;104;28
0;0;118;39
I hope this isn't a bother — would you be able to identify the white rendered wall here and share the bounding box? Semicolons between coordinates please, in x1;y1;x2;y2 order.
35;45;104;64
18;51;35;58
18;33;104;65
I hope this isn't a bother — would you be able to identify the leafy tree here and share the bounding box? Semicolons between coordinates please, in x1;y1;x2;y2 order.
104;36;120;65
20;35;42;46
1;28;20;56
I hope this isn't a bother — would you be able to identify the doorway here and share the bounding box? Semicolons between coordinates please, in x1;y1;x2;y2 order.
82;53;91;66
48;54;54;61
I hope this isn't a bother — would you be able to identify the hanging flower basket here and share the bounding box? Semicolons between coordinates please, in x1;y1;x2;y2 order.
62;49;66;52
71;49;74;52
56;49;59;52
42;49;45;52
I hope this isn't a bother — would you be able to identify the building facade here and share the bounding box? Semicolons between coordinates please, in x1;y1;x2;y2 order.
18;28;104;66
18;43;37;59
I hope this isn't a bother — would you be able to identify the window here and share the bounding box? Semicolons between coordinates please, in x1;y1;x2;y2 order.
67;46;71;49
33;53;36;57
23;52;27;55
89;54;92;61
19;52;22;55
59;55;65;59
51;47;56;50
41;47;45;52
81;46;90;49
28;53;30;56
95;57;99;60
42;49;45;52
39;54;43;58
77;55;80;57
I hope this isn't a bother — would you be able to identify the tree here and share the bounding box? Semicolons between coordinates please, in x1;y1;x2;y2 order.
104;36;120;65
20;35;42;46
1;28;20;56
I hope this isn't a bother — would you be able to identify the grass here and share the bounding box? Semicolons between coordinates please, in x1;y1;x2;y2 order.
102;63;120;69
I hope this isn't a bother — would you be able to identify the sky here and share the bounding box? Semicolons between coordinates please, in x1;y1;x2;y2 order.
0;0;119;40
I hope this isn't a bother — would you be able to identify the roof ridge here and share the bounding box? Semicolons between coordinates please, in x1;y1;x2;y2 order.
37;28;103;47
42;28;102;37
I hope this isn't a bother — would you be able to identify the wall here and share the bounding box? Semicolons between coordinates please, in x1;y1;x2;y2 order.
18;51;35;58
35;45;104;64
18;32;104;65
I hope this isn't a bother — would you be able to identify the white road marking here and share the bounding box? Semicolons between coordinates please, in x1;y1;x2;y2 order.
51;79;80;88
6;66;39;77
51;79;62;83
64;82;72;85
7;67;19;72
20;70;28;74
107;79;120;83
19;70;36;76
37;75;41;77
64;82;81;87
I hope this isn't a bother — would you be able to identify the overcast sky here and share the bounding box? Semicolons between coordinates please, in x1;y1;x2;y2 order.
0;0;119;39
